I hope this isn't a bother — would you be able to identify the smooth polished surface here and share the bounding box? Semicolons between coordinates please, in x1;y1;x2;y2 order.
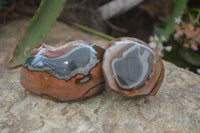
103;37;164;97
21;41;105;102
111;41;154;89
24;44;98;80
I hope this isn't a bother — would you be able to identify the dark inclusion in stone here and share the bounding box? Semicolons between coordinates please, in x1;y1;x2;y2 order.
23;45;99;80
111;44;154;89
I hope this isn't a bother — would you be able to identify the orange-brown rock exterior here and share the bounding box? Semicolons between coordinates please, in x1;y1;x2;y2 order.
21;40;105;102
103;37;164;97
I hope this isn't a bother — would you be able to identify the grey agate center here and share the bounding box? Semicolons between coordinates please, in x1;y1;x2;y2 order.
23;45;99;80
112;43;154;89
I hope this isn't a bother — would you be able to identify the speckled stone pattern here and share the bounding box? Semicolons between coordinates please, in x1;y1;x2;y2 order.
21;41;105;102
103;37;165;97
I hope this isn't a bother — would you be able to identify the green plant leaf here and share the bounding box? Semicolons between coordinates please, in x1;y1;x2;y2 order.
162;0;187;40
72;23;115;41
178;48;200;67
159;16;170;24
8;0;67;68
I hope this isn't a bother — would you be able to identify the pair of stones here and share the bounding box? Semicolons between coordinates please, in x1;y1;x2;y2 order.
21;37;164;102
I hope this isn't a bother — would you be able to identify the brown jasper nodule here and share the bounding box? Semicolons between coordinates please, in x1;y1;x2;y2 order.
21;40;105;102
102;37;165;97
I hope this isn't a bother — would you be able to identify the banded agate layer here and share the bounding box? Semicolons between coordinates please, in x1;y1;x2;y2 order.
103;37;164;97
21;41;105;102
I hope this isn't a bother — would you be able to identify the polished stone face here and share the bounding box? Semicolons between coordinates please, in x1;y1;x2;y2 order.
111;43;154;89
102;38;160;96
23;45;99;80
21;42;105;102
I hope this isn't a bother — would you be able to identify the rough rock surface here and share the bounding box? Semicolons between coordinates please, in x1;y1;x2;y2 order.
0;18;200;133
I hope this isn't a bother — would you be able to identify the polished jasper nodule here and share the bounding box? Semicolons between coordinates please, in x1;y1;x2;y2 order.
21;40;105;102
103;37;165;97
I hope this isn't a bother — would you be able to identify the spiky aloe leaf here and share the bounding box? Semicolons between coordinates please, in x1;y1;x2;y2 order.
8;0;67;68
